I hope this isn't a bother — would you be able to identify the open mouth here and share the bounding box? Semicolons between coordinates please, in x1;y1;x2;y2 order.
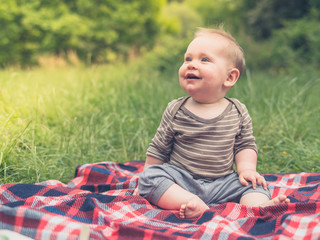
186;73;200;79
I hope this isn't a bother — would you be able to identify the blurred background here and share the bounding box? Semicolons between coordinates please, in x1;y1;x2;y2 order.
1;0;319;71
1;0;320;183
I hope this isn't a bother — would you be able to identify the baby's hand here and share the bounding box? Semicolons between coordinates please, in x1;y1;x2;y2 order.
238;170;267;190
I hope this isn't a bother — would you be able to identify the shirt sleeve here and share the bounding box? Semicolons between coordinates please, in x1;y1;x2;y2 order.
234;104;257;155
146;101;176;162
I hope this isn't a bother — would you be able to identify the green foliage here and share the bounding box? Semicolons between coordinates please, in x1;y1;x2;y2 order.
0;0;163;66
2;0;320;71
144;1;203;73
160;1;202;37
144;36;187;73
0;1;21;65
270;9;320;69
241;7;320;70
243;0;310;39
227;0;320;70
186;0;240;27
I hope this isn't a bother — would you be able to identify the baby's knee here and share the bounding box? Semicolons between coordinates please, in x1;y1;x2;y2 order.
138;166;159;190
138;164;174;203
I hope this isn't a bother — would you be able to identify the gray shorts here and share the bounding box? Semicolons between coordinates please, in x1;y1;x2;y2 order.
138;163;271;205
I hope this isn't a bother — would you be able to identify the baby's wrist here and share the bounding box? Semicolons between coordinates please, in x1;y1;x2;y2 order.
237;169;257;175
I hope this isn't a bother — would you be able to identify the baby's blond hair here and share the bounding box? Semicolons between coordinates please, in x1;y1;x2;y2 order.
195;28;245;76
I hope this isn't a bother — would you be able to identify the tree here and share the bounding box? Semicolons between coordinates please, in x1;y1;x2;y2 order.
242;0;311;39
0;0;164;66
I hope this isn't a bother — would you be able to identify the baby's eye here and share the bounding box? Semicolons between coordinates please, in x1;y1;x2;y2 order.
201;57;210;62
185;57;192;62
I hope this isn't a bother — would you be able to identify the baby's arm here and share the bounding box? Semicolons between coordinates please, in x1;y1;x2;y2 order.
143;155;164;168
235;149;267;190
133;155;164;195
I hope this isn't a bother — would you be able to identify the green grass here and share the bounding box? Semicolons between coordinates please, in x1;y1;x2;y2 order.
231;69;320;173
1;64;320;184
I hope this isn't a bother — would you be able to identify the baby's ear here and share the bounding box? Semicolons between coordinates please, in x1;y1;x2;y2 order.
224;68;240;87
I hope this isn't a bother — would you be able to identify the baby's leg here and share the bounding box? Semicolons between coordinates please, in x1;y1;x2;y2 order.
157;184;209;219
240;192;290;207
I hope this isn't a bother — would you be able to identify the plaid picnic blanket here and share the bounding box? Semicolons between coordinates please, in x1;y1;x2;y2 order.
0;161;320;240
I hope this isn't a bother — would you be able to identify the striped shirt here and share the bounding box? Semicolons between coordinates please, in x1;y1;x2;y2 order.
147;97;257;179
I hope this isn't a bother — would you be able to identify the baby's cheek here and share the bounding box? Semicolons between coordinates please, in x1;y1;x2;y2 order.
178;65;185;76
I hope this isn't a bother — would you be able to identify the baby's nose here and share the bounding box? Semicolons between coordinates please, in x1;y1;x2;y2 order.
187;61;198;70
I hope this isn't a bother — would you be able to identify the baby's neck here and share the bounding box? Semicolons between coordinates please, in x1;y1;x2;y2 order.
184;97;229;119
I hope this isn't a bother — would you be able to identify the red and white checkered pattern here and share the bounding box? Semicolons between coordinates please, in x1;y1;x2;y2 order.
0;161;320;239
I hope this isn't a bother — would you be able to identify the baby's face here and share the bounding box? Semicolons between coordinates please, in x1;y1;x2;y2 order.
179;34;233;103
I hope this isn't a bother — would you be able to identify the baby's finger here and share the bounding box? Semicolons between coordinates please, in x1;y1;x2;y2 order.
239;176;249;186
256;176;263;185
256;176;267;190
261;178;267;190
250;176;257;189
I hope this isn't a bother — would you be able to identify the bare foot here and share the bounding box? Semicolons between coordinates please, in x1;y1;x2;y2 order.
179;196;209;219
261;195;290;207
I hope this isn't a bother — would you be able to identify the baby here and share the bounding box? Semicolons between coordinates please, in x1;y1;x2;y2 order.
134;28;290;219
